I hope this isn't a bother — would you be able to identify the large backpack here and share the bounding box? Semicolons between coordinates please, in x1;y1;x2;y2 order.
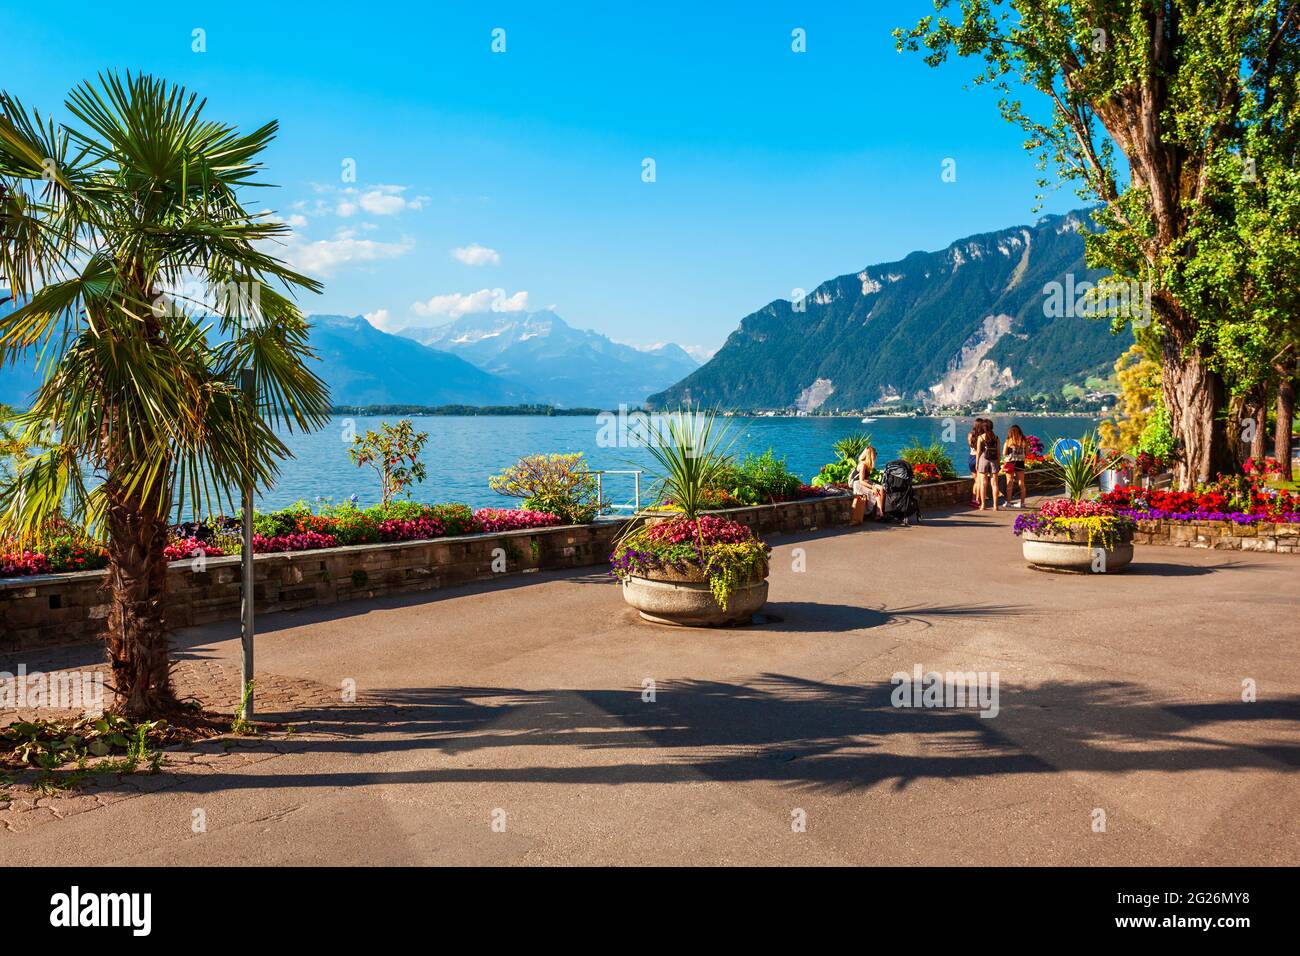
881;459;921;526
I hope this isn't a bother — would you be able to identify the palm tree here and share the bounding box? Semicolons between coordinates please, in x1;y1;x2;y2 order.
0;73;329;716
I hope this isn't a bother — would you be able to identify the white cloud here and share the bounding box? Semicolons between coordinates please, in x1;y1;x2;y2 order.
287;235;415;278
335;184;423;218
364;308;399;332
411;288;530;319
450;243;501;266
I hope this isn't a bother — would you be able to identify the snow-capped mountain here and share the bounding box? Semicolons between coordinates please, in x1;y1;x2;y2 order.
400;310;699;408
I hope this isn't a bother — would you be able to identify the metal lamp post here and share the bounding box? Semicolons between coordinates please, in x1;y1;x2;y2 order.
239;367;255;720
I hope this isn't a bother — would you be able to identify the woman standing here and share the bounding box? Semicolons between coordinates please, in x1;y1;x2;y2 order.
975;422;1000;511
851;445;885;524
967;420;984;507
1002;425;1029;509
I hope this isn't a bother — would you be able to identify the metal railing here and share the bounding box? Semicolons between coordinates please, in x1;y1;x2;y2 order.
593;469;642;515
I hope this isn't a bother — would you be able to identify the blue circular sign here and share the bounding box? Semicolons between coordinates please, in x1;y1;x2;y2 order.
1052;438;1083;463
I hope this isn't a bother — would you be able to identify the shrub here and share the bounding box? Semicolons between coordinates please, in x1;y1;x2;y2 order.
726;448;802;505
349;419;430;506
810;459;855;487
1137;405;1176;461
488;452;603;524
898;440;957;479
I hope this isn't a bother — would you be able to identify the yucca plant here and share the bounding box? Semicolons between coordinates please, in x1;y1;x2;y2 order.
1047;431;1117;501
832;432;872;465
0;74;329;716
643;407;735;520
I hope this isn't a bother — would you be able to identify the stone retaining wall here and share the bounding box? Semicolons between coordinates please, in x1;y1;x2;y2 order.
1;521;628;652
1133;518;1300;553
0;474;1064;653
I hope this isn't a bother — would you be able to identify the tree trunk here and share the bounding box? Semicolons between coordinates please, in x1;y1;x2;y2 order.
1276;366;1297;481
1161;333;1232;489
104;479;177;717
1250;387;1269;463
1230;384;1269;467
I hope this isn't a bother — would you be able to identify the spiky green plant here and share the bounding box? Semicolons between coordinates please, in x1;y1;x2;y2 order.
1047;430;1117;500
832;432;872;464
643;407;735;520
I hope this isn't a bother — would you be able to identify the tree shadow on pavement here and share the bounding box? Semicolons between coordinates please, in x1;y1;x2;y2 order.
161;673;1300;797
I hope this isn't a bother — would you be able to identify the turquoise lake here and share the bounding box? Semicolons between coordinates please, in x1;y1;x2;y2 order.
260;414;1098;512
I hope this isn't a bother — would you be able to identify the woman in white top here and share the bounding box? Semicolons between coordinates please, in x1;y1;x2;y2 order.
851;446;885;524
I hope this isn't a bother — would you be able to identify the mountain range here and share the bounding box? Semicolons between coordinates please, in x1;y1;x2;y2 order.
3;211;1127;413
399;310;699;409
0;302;697;409
649;210;1126;410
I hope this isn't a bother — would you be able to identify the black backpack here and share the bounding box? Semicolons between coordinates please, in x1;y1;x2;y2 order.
881;460;921;526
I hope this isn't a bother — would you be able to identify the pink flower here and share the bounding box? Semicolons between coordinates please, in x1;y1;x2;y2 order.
252;531;339;553
473;508;564;533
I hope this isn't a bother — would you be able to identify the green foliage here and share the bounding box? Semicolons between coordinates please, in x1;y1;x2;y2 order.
810;459;855;486
253;500;311;538
349;419;429;506
723;448;802;505
702;542;770;610
2;714;171;771
1137;406;1176;461
231;680;256;736
896;2;1299;484
0;404;29;483
640;408;735;520
487;452;602;524
898;440;958;479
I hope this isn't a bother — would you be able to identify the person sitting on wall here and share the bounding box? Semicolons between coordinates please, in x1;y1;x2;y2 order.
851;445;885;524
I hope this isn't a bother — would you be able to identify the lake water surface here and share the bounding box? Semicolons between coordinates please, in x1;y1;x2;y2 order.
261;414;1098;512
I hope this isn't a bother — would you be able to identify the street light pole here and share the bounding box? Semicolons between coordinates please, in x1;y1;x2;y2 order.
239;367;255;720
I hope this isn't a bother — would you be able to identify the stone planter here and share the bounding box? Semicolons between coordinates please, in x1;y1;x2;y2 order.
1021;525;1135;574
621;566;768;626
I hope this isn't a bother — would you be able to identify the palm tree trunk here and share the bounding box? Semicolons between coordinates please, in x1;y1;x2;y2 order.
104;479;177;716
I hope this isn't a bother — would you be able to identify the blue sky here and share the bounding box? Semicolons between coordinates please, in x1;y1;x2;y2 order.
7;1;1084;356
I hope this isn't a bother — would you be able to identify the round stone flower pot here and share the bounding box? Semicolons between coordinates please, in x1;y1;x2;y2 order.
621;566;768;626
1021;526;1134;574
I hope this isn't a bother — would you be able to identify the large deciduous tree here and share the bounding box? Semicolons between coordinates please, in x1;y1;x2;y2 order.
898;0;1299;488
0;74;330;716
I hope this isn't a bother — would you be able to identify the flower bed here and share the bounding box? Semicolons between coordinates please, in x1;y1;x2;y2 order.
1100;484;1300;524
0;531;109;576
610;515;770;610
1;503;566;578
1013;497;1136;550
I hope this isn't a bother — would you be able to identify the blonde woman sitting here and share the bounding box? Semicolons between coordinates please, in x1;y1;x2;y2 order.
851;446;885;524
